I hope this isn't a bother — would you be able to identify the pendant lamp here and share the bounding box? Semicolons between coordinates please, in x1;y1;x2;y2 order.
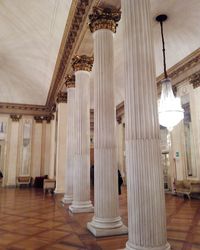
156;14;184;131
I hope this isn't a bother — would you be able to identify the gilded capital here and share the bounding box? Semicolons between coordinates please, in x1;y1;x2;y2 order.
34;114;54;123
10;114;22;122
189;71;200;89
34;115;44;123
72;55;93;72
89;7;121;33
64;74;75;88
56;91;68;103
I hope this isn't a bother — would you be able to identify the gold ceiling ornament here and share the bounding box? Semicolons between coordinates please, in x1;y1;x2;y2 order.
89;7;121;33
64;74;75;88
56;91;68;103
189;71;200;89
72;55;93;72
10;114;22;122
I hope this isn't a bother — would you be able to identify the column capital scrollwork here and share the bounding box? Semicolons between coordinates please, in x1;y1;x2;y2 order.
10;114;22;122
72;55;93;72
56;91;68;103
34;114;54;123
189;71;200;89
64;74;75;88
89;7;121;33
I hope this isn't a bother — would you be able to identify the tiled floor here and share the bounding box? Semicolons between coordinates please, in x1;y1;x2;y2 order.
0;187;200;250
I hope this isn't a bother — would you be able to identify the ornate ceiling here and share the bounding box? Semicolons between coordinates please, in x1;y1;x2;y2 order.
0;0;199;113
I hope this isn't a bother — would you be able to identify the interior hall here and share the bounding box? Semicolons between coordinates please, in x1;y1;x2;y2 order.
0;1;200;250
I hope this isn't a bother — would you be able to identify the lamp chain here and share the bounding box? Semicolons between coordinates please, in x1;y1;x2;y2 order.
160;21;168;79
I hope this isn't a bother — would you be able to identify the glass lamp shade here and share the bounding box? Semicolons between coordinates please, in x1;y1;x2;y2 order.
158;78;184;131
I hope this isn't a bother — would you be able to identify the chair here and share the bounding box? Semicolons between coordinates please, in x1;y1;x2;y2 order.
17;176;31;187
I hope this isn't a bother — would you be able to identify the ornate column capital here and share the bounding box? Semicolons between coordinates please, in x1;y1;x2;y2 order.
34;114;54;123
64;74;75;88
72;55;93;72
89;7;121;33
56;91;68;103
189;71;200;88
34;115;44;123
10;114;22;122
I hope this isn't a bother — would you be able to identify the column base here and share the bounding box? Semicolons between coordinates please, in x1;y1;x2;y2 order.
87;216;128;237
69;201;94;213
125;242;170;250
61;194;73;204
54;188;64;194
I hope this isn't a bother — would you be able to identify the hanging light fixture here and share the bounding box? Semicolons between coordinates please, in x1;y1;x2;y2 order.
156;14;184;131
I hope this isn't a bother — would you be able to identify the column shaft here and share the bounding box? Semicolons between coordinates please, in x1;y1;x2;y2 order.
87;29;127;237
49;117;56;179
121;0;170;249
69;71;93;213
55;102;67;193
62;87;75;204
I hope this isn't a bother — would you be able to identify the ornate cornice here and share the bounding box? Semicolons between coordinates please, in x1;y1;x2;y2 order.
89;7;121;33
72;55;93;72
157;48;200;86
46;0;99;107
56;92;68;103
10;114;22;122
65;74;75;88
0;103;50;116
189;71;200;88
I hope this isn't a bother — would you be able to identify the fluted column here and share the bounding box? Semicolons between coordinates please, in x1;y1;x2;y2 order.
49;113;56;179
55;92;68;193
7;115;21;186
69;55;94;213
121;1;170;250
87;7;127;237
62;75;75;204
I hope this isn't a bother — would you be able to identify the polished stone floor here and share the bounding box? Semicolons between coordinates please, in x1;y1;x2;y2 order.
0;186;200;250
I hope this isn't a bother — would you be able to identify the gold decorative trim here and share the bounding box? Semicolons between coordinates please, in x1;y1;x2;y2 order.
189;70;200;88
10;114;22;122
65;74;75;88
46;0;98;106
56;92;68;103
89;7;121;33
72;55;93;72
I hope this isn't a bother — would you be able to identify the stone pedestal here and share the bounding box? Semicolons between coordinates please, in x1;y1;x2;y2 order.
69;56;94;213
62;76;75;204
87;8;127;237
121;0;170;249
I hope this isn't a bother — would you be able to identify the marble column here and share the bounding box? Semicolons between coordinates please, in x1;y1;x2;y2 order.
7;114;21;186
69;55;94;213
87;8;127;237
31;116;43;178
62;75;75;204
121;1;170;250
49;113;56;179
55;92;68;194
